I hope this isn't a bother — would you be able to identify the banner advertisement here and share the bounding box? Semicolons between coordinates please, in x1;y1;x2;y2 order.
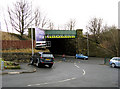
35;28;46;48
35;28;45;42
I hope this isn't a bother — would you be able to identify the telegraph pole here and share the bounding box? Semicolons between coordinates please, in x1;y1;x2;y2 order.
87;29;89;56
118;1;120;57
31;28;34;56
31;1;34;56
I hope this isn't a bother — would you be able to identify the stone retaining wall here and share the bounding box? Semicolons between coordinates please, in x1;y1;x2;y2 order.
2;53;31;63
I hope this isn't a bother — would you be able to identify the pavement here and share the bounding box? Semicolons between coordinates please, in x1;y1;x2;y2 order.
0;63;36;75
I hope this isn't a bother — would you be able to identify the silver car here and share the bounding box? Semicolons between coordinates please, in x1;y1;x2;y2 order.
109;57;120;68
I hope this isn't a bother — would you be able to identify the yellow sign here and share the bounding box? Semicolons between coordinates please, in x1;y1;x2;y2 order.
45;36;75;38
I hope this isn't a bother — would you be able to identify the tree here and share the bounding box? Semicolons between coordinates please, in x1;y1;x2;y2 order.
86;17;103;44
86;18;119;56
85;24;119;57
8;0;34;37
47;20;54;30
66;19;76;30
100;25;119;56
34;8;49;28
3;11;9;32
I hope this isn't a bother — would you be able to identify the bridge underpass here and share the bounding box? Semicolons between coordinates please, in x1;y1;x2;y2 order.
46;38;76;55
45;30;82;55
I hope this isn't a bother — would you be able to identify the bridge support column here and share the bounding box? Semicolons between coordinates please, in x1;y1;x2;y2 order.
76;29;83;54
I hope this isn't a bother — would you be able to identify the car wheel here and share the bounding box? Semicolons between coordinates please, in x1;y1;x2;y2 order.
86;58;88;60
111;63;116;68
75;57;77;59
36;59;40;68
30;59;34;65
49;64;53;68
36;62;39;67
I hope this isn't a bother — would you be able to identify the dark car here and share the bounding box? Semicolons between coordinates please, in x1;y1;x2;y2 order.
30;52;54;68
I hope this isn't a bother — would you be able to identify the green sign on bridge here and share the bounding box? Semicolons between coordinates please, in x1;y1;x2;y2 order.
45;30;76;38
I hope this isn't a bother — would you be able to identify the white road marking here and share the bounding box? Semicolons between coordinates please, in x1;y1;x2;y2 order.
74;63;86;76
44;83;48;84
35;84;41;85
71;77;76;80
58;78;72;82
74;64;80;68
27;77;76;87
83;69;86;75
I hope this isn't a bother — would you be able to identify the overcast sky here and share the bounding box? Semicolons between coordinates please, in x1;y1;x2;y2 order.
0;0;119;33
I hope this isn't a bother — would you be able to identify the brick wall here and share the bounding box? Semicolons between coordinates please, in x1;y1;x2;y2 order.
2;40;35;49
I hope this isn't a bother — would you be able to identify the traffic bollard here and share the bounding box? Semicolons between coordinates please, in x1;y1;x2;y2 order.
1;61;4;71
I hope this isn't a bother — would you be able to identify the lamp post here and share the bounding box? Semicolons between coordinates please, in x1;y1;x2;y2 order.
87;29;89;56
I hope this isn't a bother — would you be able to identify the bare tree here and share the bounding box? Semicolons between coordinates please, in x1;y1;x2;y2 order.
48;21;54;30
34;8;49;28
101;25;119;56
66;19;76;30
3;11;9;32
86;24;119;56
86;17;102;44
8;0;34;37
34;8;41;27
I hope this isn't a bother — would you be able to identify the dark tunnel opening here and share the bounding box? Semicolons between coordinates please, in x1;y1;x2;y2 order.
46;38;76;56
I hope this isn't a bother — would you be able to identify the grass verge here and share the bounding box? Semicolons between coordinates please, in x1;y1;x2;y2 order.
1;48;50;53
0;58;20;69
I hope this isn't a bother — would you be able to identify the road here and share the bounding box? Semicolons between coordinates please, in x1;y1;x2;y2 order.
2;57;119;87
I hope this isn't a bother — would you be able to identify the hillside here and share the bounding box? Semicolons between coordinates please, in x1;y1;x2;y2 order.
0;31;30;40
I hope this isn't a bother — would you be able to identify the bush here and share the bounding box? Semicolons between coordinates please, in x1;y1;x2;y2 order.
4;65;20;69
0;58;21;69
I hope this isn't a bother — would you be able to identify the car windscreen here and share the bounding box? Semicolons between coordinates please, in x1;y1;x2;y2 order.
118;58;120;61
42;54;53;58
79;54;84;56
112;58;120;61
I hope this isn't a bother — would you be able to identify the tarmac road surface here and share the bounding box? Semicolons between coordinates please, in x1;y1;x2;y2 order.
2;57;119;87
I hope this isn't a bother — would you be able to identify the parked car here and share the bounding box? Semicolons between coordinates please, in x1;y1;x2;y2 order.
109;57;120;68
30;52;54;68
75;54;88;60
